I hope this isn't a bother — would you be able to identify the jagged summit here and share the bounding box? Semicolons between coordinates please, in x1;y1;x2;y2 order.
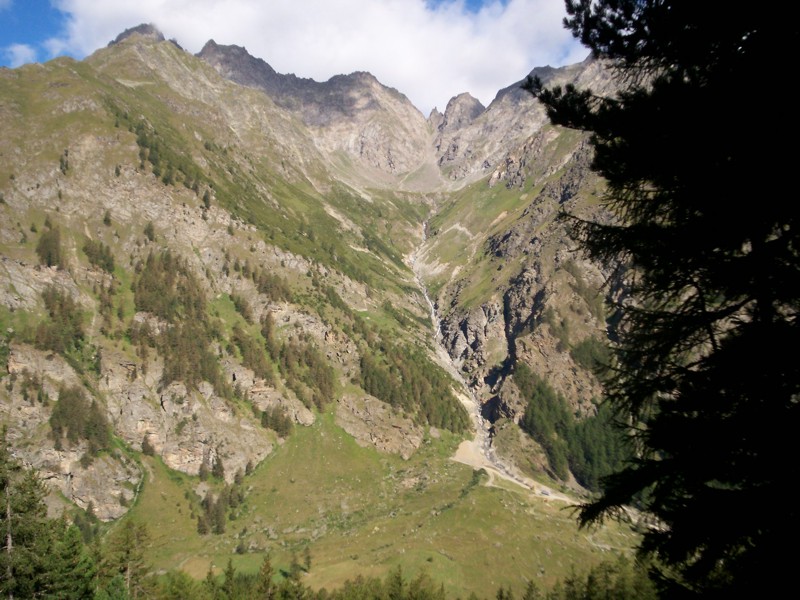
197;39;400;125
489;56;599;109
198;39;283;88
196;38;432;180
94;25;605;192
438;92;485;134
198;39;385;92
108;23;165;46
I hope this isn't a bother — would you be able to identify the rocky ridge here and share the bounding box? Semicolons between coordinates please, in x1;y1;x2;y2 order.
197;40;438;189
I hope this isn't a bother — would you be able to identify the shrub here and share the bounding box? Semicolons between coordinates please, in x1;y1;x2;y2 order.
141;435;156;456
35;226;63;268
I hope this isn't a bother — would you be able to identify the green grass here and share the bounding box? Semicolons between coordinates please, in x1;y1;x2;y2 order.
128;409;638;598
423;180;534;303
209;295;247;333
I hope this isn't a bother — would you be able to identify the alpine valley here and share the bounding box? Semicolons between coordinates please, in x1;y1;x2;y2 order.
0;24;638;598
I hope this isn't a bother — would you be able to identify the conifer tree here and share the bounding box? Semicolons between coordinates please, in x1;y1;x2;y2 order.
386;565;405;600
256;553;276;600
528;1;799;595
159;569;202;600
521;580;541;600
0;433;94;598
43;523;97;599
222;558;237;600
35;225;63;268
0;455;53;598
101;520;153;599
212;448;225;481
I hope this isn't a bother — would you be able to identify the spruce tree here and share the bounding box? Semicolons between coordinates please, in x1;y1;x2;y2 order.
212;449;225;481
43;523;96;599
222;558;237;600
158;570;201;600
0;472;49;597
528;1;799;595
0;434;65;598
35;225;63;268
100;520;153;599
256;553;276;600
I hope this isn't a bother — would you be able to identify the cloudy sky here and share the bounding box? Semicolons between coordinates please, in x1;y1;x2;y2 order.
0;0;587;115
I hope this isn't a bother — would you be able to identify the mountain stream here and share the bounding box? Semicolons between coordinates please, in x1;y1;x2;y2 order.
410;224;559;495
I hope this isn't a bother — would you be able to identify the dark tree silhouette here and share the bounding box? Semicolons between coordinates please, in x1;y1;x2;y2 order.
528;1;799;596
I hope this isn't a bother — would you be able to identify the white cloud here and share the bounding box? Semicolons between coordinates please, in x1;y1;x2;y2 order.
4;43;37;67
49;0;586;114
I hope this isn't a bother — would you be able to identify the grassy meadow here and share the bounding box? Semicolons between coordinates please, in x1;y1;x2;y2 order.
128;409;637;598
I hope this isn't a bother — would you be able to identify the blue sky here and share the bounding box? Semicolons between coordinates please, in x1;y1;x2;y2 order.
0;0;585;115
0;0;65;66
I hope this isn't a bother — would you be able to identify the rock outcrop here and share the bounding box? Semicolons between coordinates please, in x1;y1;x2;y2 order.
3;345;141;520
335;394;423;460
109;23;165;46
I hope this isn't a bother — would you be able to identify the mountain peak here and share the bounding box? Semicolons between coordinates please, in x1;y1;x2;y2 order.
108;23;165;47
197;39;284;89
438;92;485;133
199;40;275;71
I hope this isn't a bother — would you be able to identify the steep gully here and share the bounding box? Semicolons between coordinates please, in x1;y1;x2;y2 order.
409;223;564;499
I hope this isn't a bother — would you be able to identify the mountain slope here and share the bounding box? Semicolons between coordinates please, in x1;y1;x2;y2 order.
198;40;441;191
0;26;631;596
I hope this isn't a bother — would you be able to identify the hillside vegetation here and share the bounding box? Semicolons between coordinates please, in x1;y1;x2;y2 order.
0;28;637;597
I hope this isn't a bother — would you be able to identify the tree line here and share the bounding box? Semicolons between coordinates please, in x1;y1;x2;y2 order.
516;364;628;491
360;341;469;433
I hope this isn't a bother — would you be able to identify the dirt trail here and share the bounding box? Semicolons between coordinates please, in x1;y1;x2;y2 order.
450;393;572;503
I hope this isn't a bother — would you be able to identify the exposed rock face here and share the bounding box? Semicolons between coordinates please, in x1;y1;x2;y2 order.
487;128;558;189
0;259;88;312
198;41;436;186
427;107;444;130
197;41;308;112
434;93;486;179
3;345;141;520
100;347;275;480
440;302;506;381
335;394;423;460
430;104;610;423
47;452;140;521
431;56;610;189
109;23;165;46
248;385;314;427
439;93;486;134
430;75;549;183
